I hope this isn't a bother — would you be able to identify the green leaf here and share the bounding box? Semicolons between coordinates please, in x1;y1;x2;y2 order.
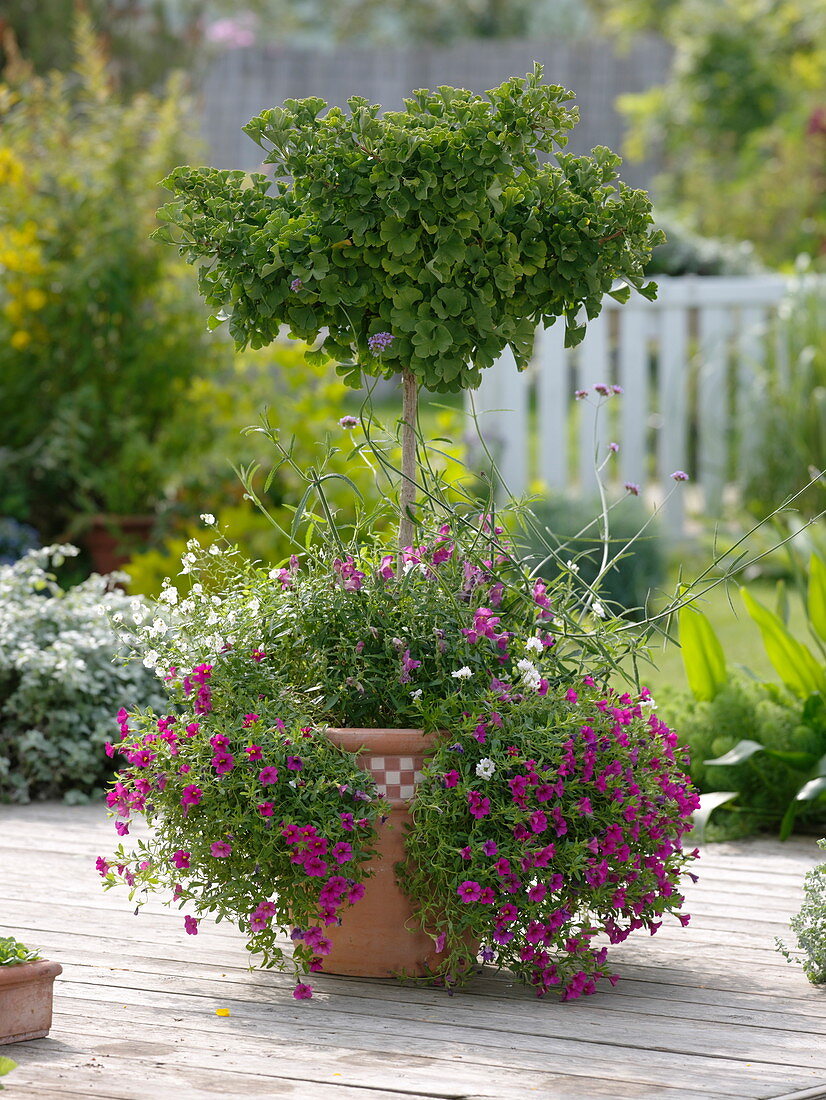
705;739;766;767
692;791;739;842
797;776;826;802
0;1056;17;1081
808;555;826;642
678;603;727;702
741;587;826;699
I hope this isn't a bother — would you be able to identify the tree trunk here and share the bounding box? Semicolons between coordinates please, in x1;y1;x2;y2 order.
398;368;418;552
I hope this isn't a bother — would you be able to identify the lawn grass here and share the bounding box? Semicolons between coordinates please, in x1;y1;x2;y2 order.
634;576;810;698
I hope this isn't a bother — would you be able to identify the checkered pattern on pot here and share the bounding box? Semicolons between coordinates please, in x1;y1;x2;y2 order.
362;754;424;801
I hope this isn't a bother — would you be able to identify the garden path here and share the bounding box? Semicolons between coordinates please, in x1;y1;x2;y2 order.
1;803;824;1100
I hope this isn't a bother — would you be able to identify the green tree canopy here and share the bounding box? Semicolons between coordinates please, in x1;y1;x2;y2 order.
157;66;660;395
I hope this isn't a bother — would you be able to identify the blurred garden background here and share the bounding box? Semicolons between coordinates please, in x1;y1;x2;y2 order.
0;0;824;841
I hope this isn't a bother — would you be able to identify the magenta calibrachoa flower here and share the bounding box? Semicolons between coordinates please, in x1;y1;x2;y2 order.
101;696;387;1003
402;679;700;1000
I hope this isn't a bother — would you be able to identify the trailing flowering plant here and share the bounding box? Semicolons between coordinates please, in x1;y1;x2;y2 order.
101;504;699;999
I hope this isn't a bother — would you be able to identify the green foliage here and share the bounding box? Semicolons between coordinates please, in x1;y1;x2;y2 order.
611;0;826;265
0;935;40;966
156;67;661;395
645;212;761;276
0;546;167;804
777;837;826;984
0;1056;17;1089
662;674;826;839
0;17;229;540
743;276;826;520
662;560;826;838
517;494;667;620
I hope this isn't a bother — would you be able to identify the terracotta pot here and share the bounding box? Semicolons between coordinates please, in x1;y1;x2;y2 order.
0;960;62;1045
322;727;473;979
84;514;155;575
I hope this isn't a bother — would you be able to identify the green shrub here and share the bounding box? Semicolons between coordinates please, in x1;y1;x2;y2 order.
0;17;228;541
778;837;826;984
660;675;826;839
518;494;667;619
0;546;167;803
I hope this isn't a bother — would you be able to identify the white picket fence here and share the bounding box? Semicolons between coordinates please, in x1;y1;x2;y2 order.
470;274;808;537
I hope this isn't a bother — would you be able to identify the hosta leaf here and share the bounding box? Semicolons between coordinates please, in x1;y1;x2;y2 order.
678;603;727;702
741;587;826;699
692;791;739;842
808;555;826;642
705;739;765;767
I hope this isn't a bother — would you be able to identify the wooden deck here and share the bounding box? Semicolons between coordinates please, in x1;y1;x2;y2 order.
1;803;824;1100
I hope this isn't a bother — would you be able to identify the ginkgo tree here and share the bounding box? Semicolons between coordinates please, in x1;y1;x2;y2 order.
155;64;661;547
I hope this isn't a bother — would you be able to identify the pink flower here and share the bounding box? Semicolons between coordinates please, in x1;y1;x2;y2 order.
180;785;203;808
252;648;266;662
286;757;303;772
184;915;199;935
95;856;109;877
457;880;482;902
243;714;260;728
245;744;263;761
185;722;200;737
332;842;353;865
257;802;275;817
293;983;313;1000
115;821;129;836
339;415;359;429
304;857;328;877
443;770;460;788
210;841;232;858
259;766;279;785
211;751;235;775
171;850;191;870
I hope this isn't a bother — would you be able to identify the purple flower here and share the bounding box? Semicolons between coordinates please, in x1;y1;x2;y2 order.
624;481;641;496
210;841;232;858
95;856;109;877
293;983;313;1000
184;915;199;935
259;766;279;785
608;441;619;453
670;470;690;482
367;331;394;355
286;756;303;772
457;880;482;902
180;785;203;808
171;849;191;870
574;389;588;400
290;277;303;292
339;415;359;429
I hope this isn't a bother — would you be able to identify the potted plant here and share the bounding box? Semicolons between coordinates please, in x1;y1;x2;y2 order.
0;936;61;1045
100;69;700;1000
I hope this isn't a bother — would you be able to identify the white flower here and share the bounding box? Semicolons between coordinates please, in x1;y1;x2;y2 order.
410;688;423;700
591;601;606;619
191;583;203;595
516;657;541;690
149;618;168;637
158;585;178;606
524;636;543;655
200;513;216;525
451;666;472;680
475;758;496;780
247;598;260;613
566;559;580;574
142;650;159;669
640;698;658;710
208;544;221;556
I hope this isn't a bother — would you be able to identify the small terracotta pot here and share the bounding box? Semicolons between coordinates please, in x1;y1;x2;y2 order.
0;960;62;1044
321;727;470;979
84;514;155;575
